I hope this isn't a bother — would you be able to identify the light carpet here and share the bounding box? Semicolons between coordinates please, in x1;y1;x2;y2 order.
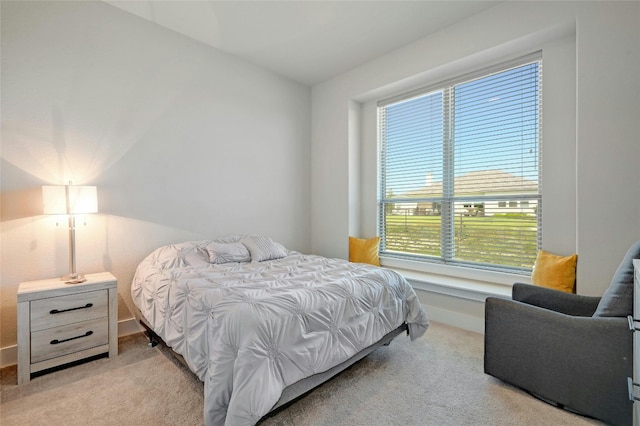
0;322;602;425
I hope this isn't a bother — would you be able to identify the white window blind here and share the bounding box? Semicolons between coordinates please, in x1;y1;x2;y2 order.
378;53;542;273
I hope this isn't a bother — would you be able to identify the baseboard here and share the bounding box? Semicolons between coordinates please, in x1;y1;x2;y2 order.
423;304;484;334
0;345;16;369
0;317;143;368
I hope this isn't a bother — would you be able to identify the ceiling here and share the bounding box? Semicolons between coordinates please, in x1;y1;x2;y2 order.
103;1;500;86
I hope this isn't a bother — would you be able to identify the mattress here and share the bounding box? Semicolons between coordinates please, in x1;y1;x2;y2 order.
131;237;429;425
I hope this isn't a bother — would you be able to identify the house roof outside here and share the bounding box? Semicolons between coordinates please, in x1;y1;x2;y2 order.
402;169;538;198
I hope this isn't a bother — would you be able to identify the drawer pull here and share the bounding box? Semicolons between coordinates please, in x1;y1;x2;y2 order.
50;303;93;315
628;377;640;401
50;330;93;345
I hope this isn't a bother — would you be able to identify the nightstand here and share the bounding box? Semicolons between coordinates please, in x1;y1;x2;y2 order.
17;272;118;384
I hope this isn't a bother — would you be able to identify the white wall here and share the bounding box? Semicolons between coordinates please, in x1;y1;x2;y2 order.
0;1;311;354
311;1;640;328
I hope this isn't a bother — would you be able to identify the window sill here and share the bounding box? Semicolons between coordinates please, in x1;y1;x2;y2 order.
381;256;527;302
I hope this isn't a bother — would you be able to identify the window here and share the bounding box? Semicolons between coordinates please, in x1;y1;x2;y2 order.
378;53;542;273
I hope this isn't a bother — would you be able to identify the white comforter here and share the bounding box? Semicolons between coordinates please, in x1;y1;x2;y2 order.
131;239;429;425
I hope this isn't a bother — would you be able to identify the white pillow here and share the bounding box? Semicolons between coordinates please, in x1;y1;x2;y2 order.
154;241;211;268
206;242;251;264
241;236;288;262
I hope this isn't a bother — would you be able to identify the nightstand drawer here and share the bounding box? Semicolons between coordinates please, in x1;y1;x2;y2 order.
31;317;109;363
30;289;108;331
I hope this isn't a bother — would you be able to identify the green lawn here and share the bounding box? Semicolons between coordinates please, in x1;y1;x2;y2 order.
384;214;537;269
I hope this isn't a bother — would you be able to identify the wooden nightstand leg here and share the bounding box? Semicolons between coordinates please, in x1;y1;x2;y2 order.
108;287;118;357
17;301;30;384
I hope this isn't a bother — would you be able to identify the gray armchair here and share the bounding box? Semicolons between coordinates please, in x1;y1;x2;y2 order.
484;241;640;426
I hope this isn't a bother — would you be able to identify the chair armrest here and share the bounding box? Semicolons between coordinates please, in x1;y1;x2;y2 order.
512;283;601;316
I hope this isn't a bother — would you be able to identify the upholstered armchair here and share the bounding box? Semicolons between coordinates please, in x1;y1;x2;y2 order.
484;241;640;426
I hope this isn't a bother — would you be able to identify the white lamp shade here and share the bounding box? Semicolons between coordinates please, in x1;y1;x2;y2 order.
43;185;98;215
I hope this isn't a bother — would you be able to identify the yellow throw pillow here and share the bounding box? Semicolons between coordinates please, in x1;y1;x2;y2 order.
349;236;380;266
531;249;577;293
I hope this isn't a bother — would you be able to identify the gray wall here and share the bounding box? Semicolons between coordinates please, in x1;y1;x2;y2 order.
311;1;640;294
0;1;311;351
310;1;640;330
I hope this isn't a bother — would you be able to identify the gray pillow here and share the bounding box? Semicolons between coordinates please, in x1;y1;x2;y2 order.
206;242;251;264
241;235;288;262
593;240;640;317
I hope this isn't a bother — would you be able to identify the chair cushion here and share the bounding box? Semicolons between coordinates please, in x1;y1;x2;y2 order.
531;249;577;293
593;240;640;317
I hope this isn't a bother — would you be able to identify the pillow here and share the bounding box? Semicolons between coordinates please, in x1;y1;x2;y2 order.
241;235;288;262
156;241;211;268
593;240;640;317
214;235;244;244
349;236;380;266
206;242;251;264
531;249;577;293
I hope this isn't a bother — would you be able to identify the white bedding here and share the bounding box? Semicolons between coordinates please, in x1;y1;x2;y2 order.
131;237;429;425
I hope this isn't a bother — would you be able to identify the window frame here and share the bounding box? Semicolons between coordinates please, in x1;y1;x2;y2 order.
377;52;543;275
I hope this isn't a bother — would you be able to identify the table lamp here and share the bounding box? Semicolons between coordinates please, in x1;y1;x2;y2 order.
42;183;98;283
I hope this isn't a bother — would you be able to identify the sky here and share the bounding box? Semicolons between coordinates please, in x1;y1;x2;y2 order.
381;61;540;198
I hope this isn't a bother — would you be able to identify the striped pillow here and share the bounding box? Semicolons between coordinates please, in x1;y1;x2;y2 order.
241;236;288;262
207;242;251;264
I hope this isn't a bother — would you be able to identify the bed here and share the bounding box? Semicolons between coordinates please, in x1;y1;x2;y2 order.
131;235;429;425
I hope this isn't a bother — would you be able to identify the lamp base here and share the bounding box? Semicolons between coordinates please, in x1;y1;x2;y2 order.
61;274;87;284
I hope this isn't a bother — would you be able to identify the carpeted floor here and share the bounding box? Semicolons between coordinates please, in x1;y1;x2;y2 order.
0;322;602;425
